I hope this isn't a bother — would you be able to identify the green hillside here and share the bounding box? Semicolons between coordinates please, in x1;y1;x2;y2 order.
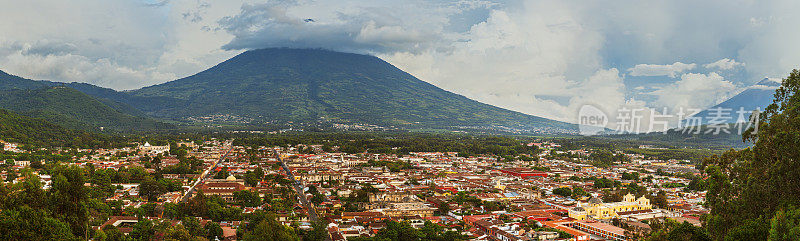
129;48;576;134
0;87;174;132
0;108;84;147
0;69;51;90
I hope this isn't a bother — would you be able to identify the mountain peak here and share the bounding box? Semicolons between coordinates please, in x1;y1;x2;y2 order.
689;77;779;125
756;77;782;87
129;48;575;133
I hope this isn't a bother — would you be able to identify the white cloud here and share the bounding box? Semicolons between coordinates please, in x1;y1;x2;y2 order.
628;62;696;78
748;78;781;90
738;2;800;80
748;84;778;90
649;72;739;110
382;1;613;123
1;51;174;90
704;58;745;70
0;0;244;89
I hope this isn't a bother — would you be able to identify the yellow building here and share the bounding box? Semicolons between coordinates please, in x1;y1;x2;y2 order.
569;193;652;220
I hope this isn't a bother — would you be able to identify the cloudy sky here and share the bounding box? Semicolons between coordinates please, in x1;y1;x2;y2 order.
1;0;799;127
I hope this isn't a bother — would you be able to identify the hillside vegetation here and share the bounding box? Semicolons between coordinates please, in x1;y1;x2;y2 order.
125;48;574;133
0;87;174;132
0;108;119;148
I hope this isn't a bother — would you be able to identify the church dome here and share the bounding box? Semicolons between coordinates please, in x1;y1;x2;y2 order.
226;175;237;181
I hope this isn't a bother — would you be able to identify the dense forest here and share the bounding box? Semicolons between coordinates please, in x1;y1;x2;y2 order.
0;87;174;132
0;108;128;148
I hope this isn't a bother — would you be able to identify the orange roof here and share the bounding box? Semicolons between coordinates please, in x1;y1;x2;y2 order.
555;225;589;238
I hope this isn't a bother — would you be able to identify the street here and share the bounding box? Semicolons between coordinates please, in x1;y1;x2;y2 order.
180;141;234;203
276;152;320;223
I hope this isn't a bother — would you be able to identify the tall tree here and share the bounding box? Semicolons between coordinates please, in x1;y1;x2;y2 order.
49;165;89;238
242;212;300;241
704;69;800;240
769;206;800;241
205;221;224;240
302;221;329;241
0;206;78;241
234;190;263;207
139;177;165;202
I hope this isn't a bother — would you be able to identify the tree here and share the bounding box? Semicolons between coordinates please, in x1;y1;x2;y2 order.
93;229;107;241
590;149;620;167
350;221;467;241
769;206;800;241
650;190;669;209
139;178;165;202
0;206;78;241
162;203;184;219
592;177;618;189
625;183;648;198
158;223;200;241
622;172;639;181
91;169;114;196
16;172;47;209
186;191;209;217
704;69;800;240
483;201;504;212
234;190;263;207
437;202;451;215
245;167;265;187
685;177;707;192
49;165;89;238
205;221;224;240
102;226;131;241
302;221;329;241
242;214;300;241
214;169;229;179
572;187;588;199
129;218;155;241
182;217;203;237
552;187;572;197
648;219;710;241
451;192;481;207
4;170;16;182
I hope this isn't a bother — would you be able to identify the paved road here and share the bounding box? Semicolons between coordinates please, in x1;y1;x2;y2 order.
277;153;320;223
180;141;233;203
